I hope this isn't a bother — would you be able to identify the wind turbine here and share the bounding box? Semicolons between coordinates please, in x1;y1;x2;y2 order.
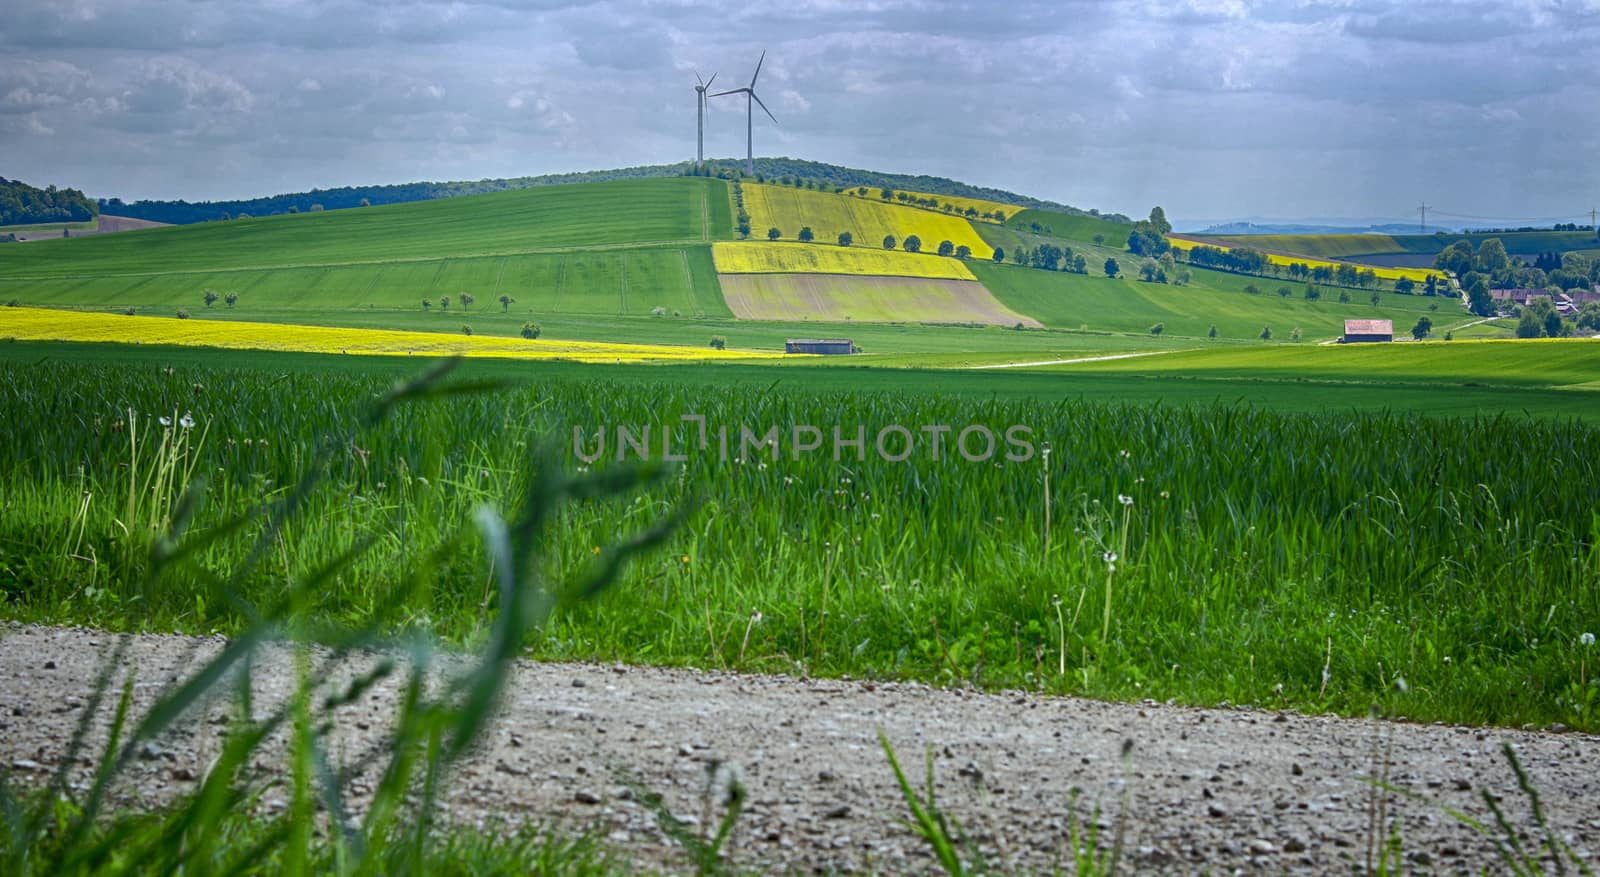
713;51;777;176
693;70;717;169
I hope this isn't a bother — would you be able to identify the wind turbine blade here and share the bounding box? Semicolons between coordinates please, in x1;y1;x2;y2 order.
711;87;746;97
705;72;717;90
751;90;778;125
751;50;765;87
695;70;705;87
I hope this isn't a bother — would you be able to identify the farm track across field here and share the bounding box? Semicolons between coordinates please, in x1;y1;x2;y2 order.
1;624;1595;876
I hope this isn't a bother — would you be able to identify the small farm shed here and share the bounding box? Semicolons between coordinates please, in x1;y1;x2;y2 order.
1342;319;1393;344
785;338;855;355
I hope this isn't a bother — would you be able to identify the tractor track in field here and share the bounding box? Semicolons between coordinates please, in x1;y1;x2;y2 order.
1;624;1596;875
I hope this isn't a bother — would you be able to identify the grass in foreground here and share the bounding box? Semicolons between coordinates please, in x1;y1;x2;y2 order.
0;349;1596;731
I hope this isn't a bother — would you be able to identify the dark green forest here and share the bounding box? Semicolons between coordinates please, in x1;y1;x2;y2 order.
0;177;98;226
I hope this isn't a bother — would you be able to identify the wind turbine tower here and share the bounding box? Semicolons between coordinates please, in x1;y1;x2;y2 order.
693;71;716;168
713;51;777;176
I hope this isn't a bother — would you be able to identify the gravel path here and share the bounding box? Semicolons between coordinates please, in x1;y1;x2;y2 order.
2;624;1596;874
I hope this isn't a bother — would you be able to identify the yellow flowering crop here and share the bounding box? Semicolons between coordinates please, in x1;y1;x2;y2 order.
841;187;1017;223
1169;236;1440;284
741;184;992;258
0;307;786;362
712;242;978;280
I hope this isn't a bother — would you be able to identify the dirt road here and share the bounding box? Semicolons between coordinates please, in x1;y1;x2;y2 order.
1;624;1595;874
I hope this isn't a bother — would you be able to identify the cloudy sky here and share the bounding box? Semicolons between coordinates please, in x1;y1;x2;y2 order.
2;0;1597;223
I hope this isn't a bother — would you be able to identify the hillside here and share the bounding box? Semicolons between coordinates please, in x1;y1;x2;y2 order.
0;171;1487;351
2;178;729;277
98;158;1095;226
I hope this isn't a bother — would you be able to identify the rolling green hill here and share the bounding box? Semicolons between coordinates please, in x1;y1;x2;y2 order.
0;178;731;278
1003;209;1131;248
971;261;1447;339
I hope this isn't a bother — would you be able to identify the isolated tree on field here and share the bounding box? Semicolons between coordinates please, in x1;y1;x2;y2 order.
1244;283;1260;296
993;210;1006;223
1277;286;1292;298
1369;291;1381;306
203;290;219;308
1104;257;1120;278
1139;261;1158;282
1516;311;1542;338
224;292;238;308
440;295;450;311
422;299;431;311
880;188;894;201
176;309;190;319
903;235;922;254
1093;234;1106;246
1174;267;1191;285
767;227;781;241
1338;290;1352;304
1260;325;1272;340
459;292;474;310
955;245;972;260
798;227;814;243
709;335;727;350
1411;316;1432;340
1394;277;1416;295
1208;324;1219;339
499;294;513;311
1303;284;1321;300
992;247;1005;263
461;324;472;336
838;231;853;247
520;322;541;339
882;234;897;250
937;240;955;257
1149;322;1164;335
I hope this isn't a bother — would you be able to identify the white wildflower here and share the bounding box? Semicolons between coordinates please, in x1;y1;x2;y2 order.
178;413;195;430
1117;494;1133;506
1582;632;1595;647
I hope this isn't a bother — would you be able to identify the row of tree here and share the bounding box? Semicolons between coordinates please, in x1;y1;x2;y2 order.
760;226;979;259
0;177;97;226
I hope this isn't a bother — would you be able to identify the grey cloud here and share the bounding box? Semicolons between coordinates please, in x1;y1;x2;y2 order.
1;0;1595;219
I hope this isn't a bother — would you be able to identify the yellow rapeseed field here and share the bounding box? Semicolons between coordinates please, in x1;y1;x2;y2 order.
742;184;993;258
712;242;978;280
840;187;1017;223
1169;237;1439;284
0;307;786;362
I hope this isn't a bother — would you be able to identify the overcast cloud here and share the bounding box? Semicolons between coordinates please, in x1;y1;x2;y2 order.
2;0;1597;222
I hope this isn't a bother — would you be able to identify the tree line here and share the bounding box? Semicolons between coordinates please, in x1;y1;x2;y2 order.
0;177;98;226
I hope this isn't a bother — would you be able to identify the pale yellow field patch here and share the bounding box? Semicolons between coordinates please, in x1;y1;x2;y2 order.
719;273;1040;327
0;307;785;362
838;187;1018;223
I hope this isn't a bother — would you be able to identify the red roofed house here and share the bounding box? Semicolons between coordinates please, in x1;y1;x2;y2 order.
1342;319;1393;343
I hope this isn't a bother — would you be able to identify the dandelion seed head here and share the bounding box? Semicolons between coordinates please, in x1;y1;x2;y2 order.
1582;632;1595;647
1117;494;1133;506
178;413;195;430
1103;551;1118;563
158;416;172;428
